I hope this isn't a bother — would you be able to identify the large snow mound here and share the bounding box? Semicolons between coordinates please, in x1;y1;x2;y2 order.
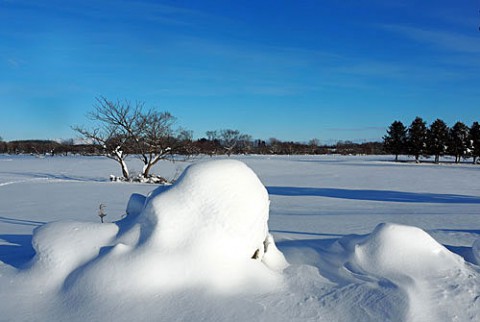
24;160;287;301
139;160;274;260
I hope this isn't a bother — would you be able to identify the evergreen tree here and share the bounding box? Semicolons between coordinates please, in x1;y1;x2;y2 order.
383;121;407;161
427;119;449;164
448;121;470;163
469;121;480;164
407;117;428;162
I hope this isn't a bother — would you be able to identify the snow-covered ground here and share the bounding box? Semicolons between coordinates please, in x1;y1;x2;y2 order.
1;154;479;321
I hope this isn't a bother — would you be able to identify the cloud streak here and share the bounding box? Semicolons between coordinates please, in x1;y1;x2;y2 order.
382;24;480;54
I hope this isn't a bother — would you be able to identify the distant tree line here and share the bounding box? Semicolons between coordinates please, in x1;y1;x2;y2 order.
0;136;384;157
1;96;387;181
0;139;100;156
383;117;480;164
193;135;383;156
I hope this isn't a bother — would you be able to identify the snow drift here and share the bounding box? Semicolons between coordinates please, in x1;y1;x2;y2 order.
25;159;287;301
347;223;464;282
330;223;480;321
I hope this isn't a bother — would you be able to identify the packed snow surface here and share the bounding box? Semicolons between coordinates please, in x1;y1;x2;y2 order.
1;154;480;321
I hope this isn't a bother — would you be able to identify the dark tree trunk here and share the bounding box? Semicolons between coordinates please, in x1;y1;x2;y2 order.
143;162;153;178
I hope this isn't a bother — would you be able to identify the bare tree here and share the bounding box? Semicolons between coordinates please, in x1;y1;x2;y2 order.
74;96;192;181
237;134;252;154
73;97;137;179
219;129;242;156
134;110;178;178
206;130;218;142
308;138;321;154
268;138;281;154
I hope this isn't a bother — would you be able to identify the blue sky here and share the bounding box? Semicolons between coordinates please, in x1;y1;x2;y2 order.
0;0;479;143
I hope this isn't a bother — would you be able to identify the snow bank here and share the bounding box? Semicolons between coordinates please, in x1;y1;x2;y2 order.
348;223;464;282
334;223;479;321
25;160;287;301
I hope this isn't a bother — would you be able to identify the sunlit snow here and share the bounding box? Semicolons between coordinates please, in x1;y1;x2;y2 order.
1;154;480;321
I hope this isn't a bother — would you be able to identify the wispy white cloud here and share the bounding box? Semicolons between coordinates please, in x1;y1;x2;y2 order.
429;5;479;30
334;59;475;83
102;0;208;27
334;61;407;79
1;0;206;30
147;37;345;95
6;58;21;68
382;24;480;54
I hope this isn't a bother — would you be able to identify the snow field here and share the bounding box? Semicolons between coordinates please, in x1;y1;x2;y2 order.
1;154;480;321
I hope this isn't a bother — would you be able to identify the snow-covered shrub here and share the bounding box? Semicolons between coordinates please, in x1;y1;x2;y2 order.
110;173;169;184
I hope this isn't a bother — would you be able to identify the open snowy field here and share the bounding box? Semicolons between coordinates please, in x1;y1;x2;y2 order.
1;154;480;321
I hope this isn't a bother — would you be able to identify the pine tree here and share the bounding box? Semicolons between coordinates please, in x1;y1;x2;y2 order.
383;121;407;162
427;119;449;164
407;117;428;163
448;121;470;163
469;121;480;164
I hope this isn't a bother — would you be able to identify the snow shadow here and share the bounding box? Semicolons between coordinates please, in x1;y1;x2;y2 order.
267;186;480;204
444;245;477;265
438;228;480;235
271;230;343;238
276;237;349;285
0;171;108;183
277;238;335;252
434;229;480;265
0;234;35;268
0;216;46;227
276;237;337;262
